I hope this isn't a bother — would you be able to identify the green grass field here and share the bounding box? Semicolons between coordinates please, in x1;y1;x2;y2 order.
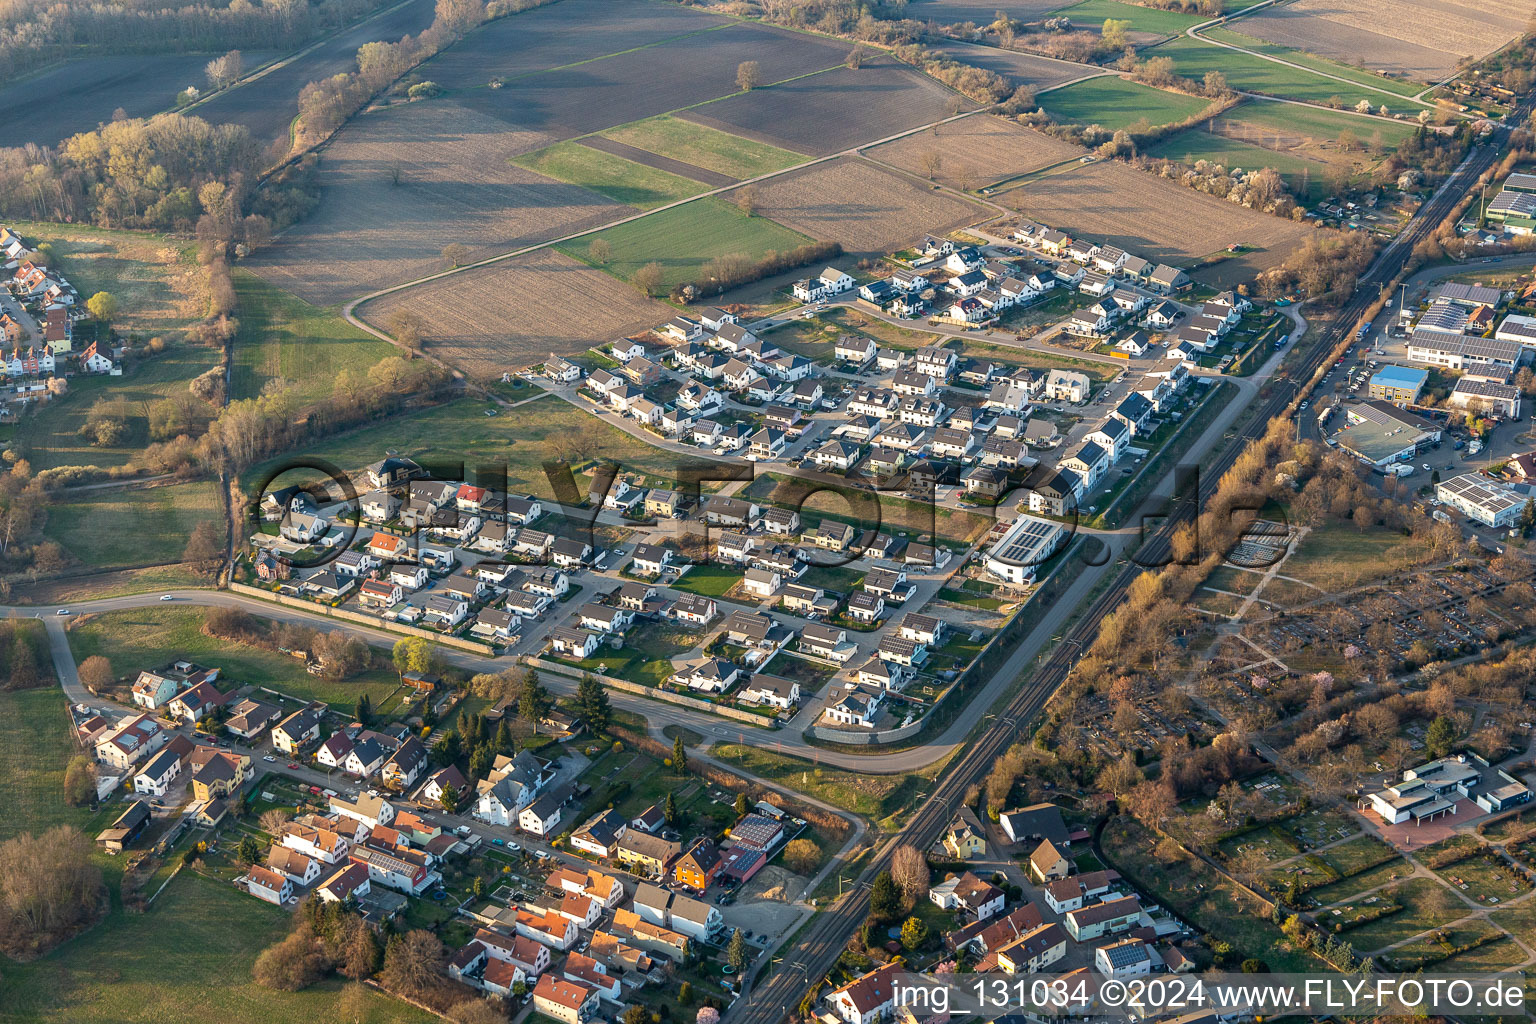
1040;75;1211;132
559;197;811;289
230;271;395;407
711;743;948;825
245;396;722;499
1280;522;1429;590
2;868;435;1024
513;141;710;209
1233;98;1416;146
66;607;402;715
44;481;221;571
1202;27;1426;100
670;564;743;598
0;686;110;843
603;116;806;178
1146;127;1327;196
1049;0;1205;36
2;345;221;470
1147;36;1418;108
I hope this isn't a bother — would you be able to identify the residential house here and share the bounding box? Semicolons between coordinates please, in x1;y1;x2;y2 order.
1063;895;1142;941
943;810;986;860
828;963;902;1024
571;808;628;858
1028;839;1069;882
272;703;325;754
532;974;599;1024
738;673;801;709
616;832;682;877
995;922;1068;975
246;865;293;906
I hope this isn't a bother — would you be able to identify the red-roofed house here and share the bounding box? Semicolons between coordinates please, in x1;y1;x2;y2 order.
533;974;599;1024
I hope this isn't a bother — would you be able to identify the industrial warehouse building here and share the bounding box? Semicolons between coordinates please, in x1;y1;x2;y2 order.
1331;401;1441;468
1367;365;1428;406
1405;332;1523;375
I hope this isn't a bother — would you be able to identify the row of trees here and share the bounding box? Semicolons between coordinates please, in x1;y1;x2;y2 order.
203;607;374;681
296;0;495;142
0;618;50;690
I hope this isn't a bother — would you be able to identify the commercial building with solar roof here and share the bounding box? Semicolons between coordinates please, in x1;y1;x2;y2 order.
1436;473;1524;528
983;515;1067;585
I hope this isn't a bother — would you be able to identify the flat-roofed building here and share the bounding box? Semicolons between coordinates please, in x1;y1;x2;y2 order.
1407;331;1523;374
983;515;1066;585
1333;401;1441;468
1368;365;1429;406
1436;473;1524;528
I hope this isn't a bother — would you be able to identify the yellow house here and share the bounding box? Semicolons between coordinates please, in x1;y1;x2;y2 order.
943;813;986;860
190;748;250;802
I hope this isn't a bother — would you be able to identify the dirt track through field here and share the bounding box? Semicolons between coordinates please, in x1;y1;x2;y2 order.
577;137;736;187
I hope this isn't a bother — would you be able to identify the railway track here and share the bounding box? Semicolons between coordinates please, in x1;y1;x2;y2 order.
733;107;1530;1024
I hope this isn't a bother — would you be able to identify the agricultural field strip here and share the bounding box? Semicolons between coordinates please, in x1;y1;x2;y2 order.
346;106;985;340
1187;24;1434;106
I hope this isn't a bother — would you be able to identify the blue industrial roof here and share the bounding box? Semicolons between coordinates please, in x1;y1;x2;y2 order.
1371;365;1429;387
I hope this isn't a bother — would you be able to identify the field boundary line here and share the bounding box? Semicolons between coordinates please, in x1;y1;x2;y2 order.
340;107;990;346
1179;16;1434;108
454;20;735;93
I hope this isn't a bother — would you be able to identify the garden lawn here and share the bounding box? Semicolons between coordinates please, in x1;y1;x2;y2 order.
556;624;701;686
1202;27;1426;100
797;565;865;593
602;116;805;179
1146;36;1415;108
558;197;811;290
66;607;401;716
671;564;744;598
744;472;991;545
1039;76;1211;132
0;686;115;841
0;869;435;1024
229;270;395;406
513;141;709;209
44;480;221;571
1049;0;1205;36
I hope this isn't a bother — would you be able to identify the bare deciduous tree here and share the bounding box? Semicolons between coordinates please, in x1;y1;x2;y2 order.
736;60;761;91
890;845;929;909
